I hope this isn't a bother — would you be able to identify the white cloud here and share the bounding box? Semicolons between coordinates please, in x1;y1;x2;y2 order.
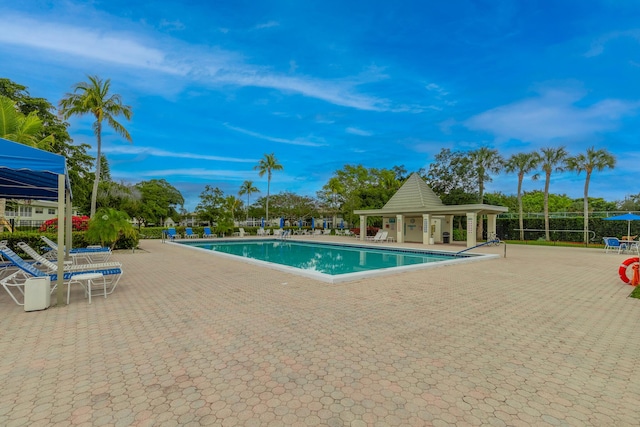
345;127;373;136
465;88;639;144
104;145;258;163
224;124;327;147
0;13;391;112
255;21;279;30
584;29;640;57
0;16;189;75
115;168;254;179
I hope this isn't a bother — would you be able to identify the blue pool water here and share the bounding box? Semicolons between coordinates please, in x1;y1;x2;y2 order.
180;239;473;279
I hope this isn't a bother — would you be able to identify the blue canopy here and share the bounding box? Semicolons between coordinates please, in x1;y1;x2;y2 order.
0;137;71;200
603;212;640;238
0;137;72;306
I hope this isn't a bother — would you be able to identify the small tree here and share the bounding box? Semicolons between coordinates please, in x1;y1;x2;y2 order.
85;207;137;249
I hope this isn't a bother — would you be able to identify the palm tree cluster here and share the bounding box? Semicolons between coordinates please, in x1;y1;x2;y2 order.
502;146;615;243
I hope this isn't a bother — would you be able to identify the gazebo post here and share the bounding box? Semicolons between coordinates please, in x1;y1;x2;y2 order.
466;213;477;248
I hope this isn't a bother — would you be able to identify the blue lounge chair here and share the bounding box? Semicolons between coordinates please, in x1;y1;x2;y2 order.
41;236;112;263
0;245;123;305
203;227;215;238
184;227;198;238
165;228;179;240
603;237;627;254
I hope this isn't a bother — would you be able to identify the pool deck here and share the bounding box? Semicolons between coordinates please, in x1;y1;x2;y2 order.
1;237;639;426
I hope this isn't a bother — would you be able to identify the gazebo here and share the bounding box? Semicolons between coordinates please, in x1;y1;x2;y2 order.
353;173;508;248
0;137;73;305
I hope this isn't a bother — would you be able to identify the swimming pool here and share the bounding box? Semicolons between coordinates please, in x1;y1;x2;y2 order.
178;239;497;283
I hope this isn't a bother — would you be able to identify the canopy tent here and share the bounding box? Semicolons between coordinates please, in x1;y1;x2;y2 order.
0;137;73;306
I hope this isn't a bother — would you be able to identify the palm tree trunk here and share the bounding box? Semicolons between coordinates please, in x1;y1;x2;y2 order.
90;122;102;218
517;174;524;241
583;171;591;244
246;194;250;222
266;175;271;222
544;172;551;241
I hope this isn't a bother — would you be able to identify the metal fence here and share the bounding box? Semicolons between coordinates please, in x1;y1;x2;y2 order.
498;211;640;220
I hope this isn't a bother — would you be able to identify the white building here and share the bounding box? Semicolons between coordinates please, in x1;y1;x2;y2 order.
3;199;80;224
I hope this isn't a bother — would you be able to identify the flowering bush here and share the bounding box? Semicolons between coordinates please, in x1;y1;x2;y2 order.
39;215;90;232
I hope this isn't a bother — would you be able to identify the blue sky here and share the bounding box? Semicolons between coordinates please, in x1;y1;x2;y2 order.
1;1;639;210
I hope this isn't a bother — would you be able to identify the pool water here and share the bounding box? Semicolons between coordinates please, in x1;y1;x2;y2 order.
179;239;484;283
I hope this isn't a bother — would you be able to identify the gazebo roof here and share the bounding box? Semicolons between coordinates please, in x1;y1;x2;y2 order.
383;173;444;210
353;172;508;216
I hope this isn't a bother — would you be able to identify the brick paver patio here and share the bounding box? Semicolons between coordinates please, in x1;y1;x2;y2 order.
1;238;639;426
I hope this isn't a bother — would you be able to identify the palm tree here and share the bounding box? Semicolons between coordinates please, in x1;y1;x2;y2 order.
566;147;616;244
254;153;283;222
0;95;54;149
469;147;503;239
238;180;260;222
59;75;132;217
505;152;541;240
224;195;242;221
539;146;568;241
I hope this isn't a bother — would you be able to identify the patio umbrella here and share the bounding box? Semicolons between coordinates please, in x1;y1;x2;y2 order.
261;217;264;228
280;217;284;228
311;217;315;229
603;212;640;238
323;219;327;229
298;219;302;228
340;219;344;229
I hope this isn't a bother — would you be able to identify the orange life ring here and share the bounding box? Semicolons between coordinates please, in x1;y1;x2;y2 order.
618;257;639;285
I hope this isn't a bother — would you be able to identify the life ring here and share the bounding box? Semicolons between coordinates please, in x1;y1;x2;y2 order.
618;257;639;285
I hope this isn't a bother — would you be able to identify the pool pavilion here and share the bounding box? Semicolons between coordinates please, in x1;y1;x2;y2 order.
353;173;508;248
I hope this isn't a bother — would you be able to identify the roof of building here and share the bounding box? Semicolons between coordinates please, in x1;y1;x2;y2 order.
353;173;508;216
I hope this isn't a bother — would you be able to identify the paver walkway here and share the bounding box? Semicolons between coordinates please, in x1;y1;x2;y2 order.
1;239;639;426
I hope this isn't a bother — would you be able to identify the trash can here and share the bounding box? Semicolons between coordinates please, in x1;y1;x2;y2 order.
24;277;51;312
442;232;450;244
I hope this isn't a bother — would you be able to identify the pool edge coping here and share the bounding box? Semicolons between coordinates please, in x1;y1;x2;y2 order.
169;238;500;284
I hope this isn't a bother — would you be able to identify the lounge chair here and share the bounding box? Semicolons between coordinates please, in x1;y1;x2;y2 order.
184;227;198;238
603;237;627;254
366;231;383;241
312;229;322;237
273;229;282;237
323;229;332;235
14;242;122;292
203;227;215;238
164;228;180;240
18;242;122;272
372;231;388;243
41;236;112;263
280;230;291;239
0;245;123;304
